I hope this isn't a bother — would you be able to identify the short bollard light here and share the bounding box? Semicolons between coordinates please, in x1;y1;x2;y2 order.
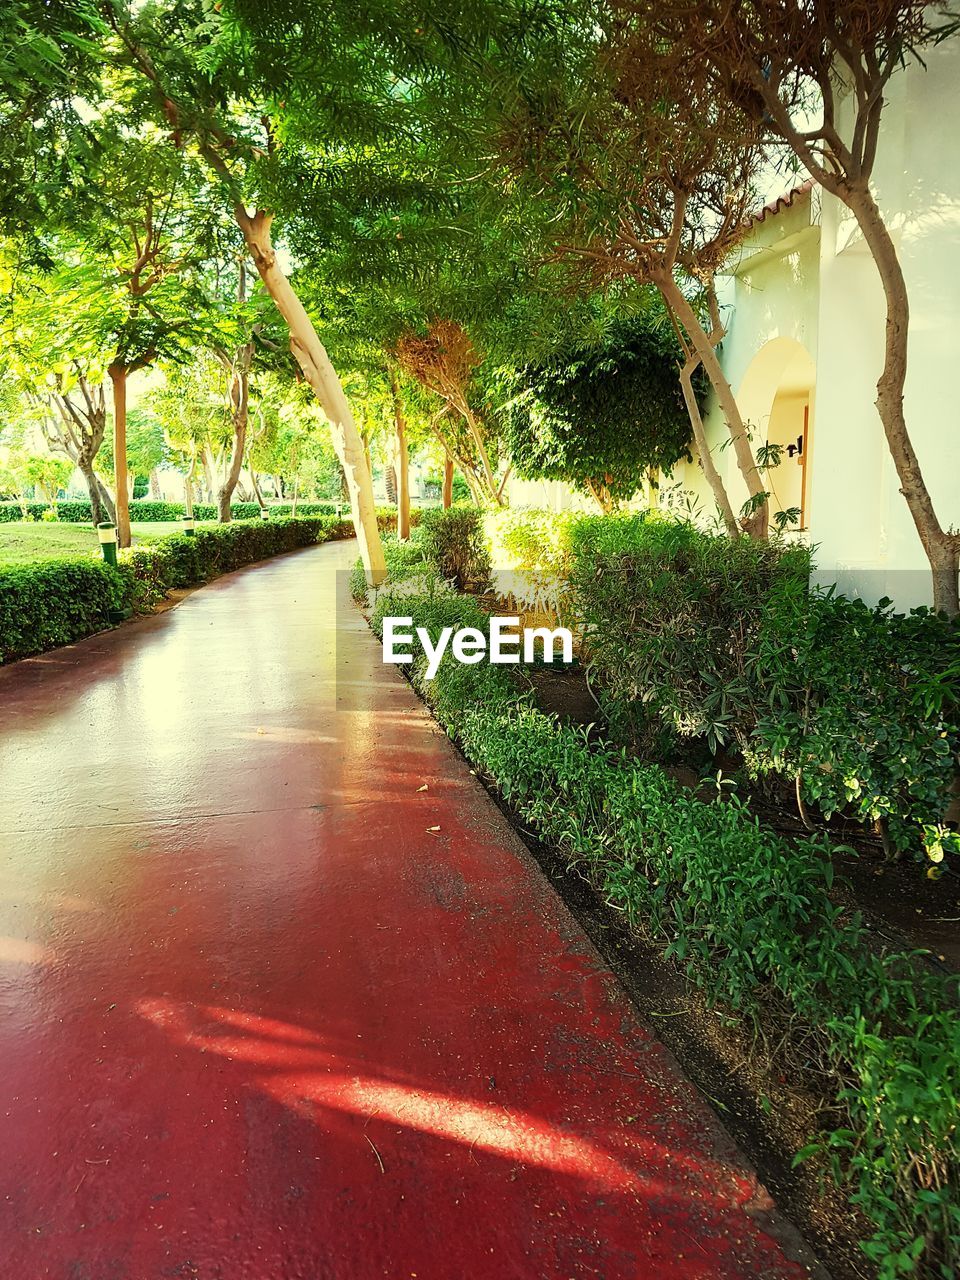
260;507;270;521
183;515;196;537
97;522;118;568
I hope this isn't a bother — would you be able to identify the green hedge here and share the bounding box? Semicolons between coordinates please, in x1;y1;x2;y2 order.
0;516;357;663
0;500;421;525
0;499;346;523
0;559;128;662
369;570;960;1279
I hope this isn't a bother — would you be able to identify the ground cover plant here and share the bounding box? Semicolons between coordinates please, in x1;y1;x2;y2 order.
486;508;960;870
365;556;960;1278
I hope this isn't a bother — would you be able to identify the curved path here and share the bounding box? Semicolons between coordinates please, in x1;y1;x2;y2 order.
0;540;814;1279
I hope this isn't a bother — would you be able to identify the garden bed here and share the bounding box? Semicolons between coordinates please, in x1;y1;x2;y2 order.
525;659;960;970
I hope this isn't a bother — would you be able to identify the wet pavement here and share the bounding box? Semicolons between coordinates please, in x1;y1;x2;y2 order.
0;540;813;1279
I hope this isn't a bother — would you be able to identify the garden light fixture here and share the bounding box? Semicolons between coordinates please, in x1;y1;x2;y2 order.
96;522;118;568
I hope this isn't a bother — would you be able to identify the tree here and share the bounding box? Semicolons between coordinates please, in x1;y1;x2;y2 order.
45;370;116;523
395;321;510;507
24;454;73;509
104;0;388;578
0;255;117;522
636;0;960;610
502;310;697;511
479;14;771;535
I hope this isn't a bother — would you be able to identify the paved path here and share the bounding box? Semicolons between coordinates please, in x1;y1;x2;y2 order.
0;540;812;1280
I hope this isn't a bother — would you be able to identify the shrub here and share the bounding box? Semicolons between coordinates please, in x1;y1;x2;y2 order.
418;505;491;591
380;573;960;1278
568;513;811;750
1;516;360;664
485;507;581;622
0;559;126;662
747;581;960;860
350;537;428;606
0;499;349;524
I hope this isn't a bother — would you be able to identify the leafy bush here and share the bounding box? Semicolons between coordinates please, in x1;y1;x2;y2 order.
418;505;491;591
568;513;811;750
350;537;428;606
747;581;960;860
0;559;127;662
500;311;698;509
378;573;960;1278
485;507;581;622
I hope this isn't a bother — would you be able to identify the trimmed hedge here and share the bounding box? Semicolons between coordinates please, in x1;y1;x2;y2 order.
369;569;960;1279
0;559;128;663
0;499;345;523
0;516;358;664
0;500;423;524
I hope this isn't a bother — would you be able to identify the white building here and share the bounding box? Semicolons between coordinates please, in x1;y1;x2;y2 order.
509;39;960;610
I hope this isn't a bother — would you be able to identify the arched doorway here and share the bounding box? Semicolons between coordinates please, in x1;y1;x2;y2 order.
736;338;816;530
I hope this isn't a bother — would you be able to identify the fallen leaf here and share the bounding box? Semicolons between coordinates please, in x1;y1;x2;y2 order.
417;784;428;792
426;826;441;834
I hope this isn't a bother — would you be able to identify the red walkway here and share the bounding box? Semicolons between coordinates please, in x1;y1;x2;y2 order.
0;540;813;1279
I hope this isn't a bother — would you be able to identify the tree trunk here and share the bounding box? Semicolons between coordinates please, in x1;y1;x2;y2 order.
846;184;960;615
585;479;615;513
234;208;386;581
657;275;768;537
202;446;217;502
678;350;740;538
96;474;116;524
218;391;247;524
79;460;112;526
462;405;505;507
390;373;411;540
442;456;454;509
249;469;266;511
108;363;131;547
149;469;161;499
291;474;299;518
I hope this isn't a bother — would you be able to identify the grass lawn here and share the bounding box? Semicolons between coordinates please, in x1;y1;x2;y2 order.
0;521;218;567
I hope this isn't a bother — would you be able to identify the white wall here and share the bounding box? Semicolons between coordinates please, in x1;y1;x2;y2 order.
673;193;821;522
808;40;960;608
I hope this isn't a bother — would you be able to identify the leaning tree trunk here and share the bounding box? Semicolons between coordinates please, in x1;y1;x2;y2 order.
678;350;740;539
78;459;114;526
442;456;454;509
656;274;768;538
231;207;386;581
96;474;116;524
108;363;131;547
218;395;248;523
390;373;411;540
846;184;960;616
